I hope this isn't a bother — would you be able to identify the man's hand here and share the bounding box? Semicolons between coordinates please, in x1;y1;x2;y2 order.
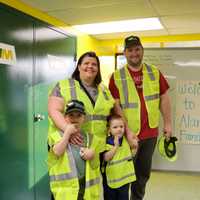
163;123;172;140
126;128;138;150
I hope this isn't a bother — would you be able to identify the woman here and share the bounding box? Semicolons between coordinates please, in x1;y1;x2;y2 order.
48;51;114;142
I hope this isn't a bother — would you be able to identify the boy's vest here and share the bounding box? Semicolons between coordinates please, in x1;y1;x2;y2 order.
48;130;101;200
113;64;160;135
48;78;114;152
105;137;136;188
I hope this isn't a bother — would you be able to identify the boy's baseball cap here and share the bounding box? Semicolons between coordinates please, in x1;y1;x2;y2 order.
124;35;142;49
65;100;85;115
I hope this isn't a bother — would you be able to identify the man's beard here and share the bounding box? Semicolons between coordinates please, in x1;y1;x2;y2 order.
127;58;142;68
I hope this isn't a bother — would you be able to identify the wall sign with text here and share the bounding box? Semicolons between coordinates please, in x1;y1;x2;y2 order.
176;80;200;144
0;42;16;65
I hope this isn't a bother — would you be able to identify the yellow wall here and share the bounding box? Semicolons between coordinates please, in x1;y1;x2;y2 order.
98;34;200;55
77;34;100;57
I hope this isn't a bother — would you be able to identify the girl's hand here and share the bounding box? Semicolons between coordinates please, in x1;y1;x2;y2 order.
114;135;119;147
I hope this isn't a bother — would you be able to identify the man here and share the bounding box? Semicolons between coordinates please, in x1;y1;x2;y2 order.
109;35;172;200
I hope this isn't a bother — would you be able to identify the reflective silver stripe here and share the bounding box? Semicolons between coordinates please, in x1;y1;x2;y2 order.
69;78;77;99
145;64;155;81
87;133;93;147
50;134;77;182
50;171;76;181
145;94;159;101
86;115;107;121
119;68;129;105
85;177;100;188
102;90;109;100
108;155;132;166
107;172;135;184
121;102;138;109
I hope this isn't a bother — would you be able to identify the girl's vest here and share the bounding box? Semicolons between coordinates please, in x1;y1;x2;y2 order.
113;64;160;135
105;137;136;188
48;130;101;200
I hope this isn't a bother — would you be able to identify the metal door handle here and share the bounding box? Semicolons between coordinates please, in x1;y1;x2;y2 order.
34;114;45;122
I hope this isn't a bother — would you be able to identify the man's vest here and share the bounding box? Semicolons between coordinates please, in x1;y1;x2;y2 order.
113;64;160;135
49;79;114;142
48;131;101;200
105;137;136;188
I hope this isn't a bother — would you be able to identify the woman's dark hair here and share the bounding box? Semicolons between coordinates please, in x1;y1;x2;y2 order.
72;51;102;85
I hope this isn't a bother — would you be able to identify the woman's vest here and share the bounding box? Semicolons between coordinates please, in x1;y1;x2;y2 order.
48;79;114;146
105;137;136;189
113;64;160;135
48;130;101;200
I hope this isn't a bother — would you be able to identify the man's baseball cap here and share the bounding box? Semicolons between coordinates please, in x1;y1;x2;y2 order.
158;135;178;162
65;100;86;115
124;35;142;49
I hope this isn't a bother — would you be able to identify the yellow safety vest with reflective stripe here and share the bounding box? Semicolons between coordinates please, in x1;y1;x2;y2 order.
105;137;136;188
48;79;114;144
113;64;160;135
48;130;101;200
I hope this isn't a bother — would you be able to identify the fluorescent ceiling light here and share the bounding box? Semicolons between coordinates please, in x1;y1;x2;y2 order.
73;18;163;35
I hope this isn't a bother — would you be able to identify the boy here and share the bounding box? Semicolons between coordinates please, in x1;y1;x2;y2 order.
48;100;100;200
102;114;136;200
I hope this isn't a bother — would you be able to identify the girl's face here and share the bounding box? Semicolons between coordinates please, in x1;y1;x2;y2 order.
109;118;125;137
78;56;98;83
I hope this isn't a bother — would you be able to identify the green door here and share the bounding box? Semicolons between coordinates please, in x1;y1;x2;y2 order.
32;22;76;199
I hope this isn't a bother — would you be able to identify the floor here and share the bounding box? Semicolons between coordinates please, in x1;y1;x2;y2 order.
144;171;200;200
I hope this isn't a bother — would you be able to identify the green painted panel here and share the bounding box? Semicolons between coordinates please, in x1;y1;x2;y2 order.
0;3;34;200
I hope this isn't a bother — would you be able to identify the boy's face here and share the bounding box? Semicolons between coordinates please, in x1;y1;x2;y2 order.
65;111;85;128
109;118;125;137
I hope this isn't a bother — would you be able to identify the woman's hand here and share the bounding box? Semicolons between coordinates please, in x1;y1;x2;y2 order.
69;132;84;146
80;148;95;160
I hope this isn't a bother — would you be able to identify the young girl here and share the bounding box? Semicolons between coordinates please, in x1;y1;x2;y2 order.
102;114;136;200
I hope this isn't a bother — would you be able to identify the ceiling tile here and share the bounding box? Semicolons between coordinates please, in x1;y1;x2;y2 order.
47;1;156;25
22;0;143;11
161;14;200;29
151;0;200;15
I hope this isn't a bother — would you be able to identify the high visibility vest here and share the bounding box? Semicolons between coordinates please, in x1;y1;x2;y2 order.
48;130;101;200
105;137;136;189
48;78;114;146
113;64;160;135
